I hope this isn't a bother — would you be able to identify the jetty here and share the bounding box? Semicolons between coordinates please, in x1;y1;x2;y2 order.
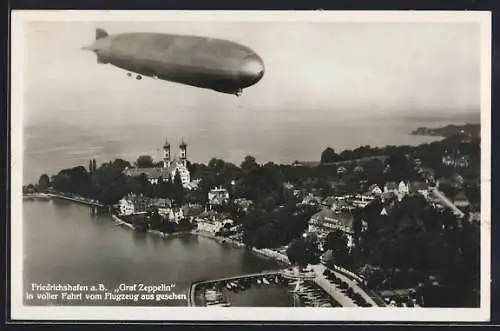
189;264;385;308
26;191;110;215
46;192;104;207
188;271;281;307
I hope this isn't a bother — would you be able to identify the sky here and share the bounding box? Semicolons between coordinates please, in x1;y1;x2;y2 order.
22;19;481;127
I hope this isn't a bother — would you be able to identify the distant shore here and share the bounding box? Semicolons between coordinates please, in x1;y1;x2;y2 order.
410;123;480;139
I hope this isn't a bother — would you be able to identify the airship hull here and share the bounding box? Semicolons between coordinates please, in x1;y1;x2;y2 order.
86;31;264;95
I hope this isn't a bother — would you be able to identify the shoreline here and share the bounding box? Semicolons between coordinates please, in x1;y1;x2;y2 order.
109;214;290;267
111;213;192;239
24;198;382;307
192;230;290;267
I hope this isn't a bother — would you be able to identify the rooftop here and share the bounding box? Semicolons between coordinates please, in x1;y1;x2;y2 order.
310;209;354;231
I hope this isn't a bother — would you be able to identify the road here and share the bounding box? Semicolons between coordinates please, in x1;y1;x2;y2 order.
429;188;465;218
310;264;381;307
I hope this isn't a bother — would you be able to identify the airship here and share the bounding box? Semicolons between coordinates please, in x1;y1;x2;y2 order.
83;28;265;96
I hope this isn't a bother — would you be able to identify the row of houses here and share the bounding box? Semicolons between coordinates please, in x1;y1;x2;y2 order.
299;176;472;211
118;193;204;223
302;177;476;249
442;154;471;168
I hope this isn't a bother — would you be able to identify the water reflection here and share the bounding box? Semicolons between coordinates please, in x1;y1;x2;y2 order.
131;231;148;245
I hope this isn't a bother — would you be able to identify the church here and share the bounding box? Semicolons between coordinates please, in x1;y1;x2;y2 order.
124;138;191;187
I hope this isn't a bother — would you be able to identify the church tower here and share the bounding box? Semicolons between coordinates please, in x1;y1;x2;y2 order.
179;139;187;166
163;138;171;168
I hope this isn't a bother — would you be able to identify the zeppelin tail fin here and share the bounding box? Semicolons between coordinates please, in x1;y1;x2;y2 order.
96;28;108;40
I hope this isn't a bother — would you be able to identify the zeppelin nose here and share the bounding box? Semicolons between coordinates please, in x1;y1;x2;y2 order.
240;54;265;87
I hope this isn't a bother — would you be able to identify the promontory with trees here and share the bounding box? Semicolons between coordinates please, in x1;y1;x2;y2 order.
25;130;481;307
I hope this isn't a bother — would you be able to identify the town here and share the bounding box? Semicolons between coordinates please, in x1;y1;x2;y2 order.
23;123;481;308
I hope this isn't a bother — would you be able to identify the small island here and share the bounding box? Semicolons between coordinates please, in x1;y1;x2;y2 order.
411;123;480;139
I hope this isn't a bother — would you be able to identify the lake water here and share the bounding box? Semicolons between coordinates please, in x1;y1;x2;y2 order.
23;199;281;306
21;115;460;185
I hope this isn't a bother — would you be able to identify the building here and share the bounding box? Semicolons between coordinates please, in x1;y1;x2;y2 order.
301;193;322;206
293;189;306;200
381;191;397;203
450;173;465;189
233;198;253;212
409;181;429;198
337;166;347;175
165;139;191;186
150;198;172;217
321;196;337;209
182;203;204;219
469;212;480;224
124;138;191;187
442;154;471;168
353;165;364;173
384;181;398;194
367;184;383;196
168;207;184;223
119;193;150;215
124;167;166;185
308;209;355;248
208;187;230;207
398;181;409;196
352;194;374;208
453;192;471;210
196;218;224;234
119;197;135;215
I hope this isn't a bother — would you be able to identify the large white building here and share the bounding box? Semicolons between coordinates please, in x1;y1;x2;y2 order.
119;197;135;216
196;218;224;234
118;193;150;216
308;209;355;248
124;138;191;187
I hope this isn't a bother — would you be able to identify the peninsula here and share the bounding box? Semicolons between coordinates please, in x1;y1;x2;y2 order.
410;123;480;139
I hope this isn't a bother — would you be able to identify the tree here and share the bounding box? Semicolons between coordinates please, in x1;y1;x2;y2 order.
37;174;51;192
137;173;151;195
161;220;175;234
240;155;258;172
314;178;333;198
150;211;162;230
385;151;413;181
324;230;350;267
51;166;95;197
132;215;148;232
353;208;363;246
263;196;276;212
136;155;154;168
286;237;320;269
320;147;340;164
172;170;185;206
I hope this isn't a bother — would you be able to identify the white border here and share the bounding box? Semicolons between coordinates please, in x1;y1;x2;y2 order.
10;10;492;322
